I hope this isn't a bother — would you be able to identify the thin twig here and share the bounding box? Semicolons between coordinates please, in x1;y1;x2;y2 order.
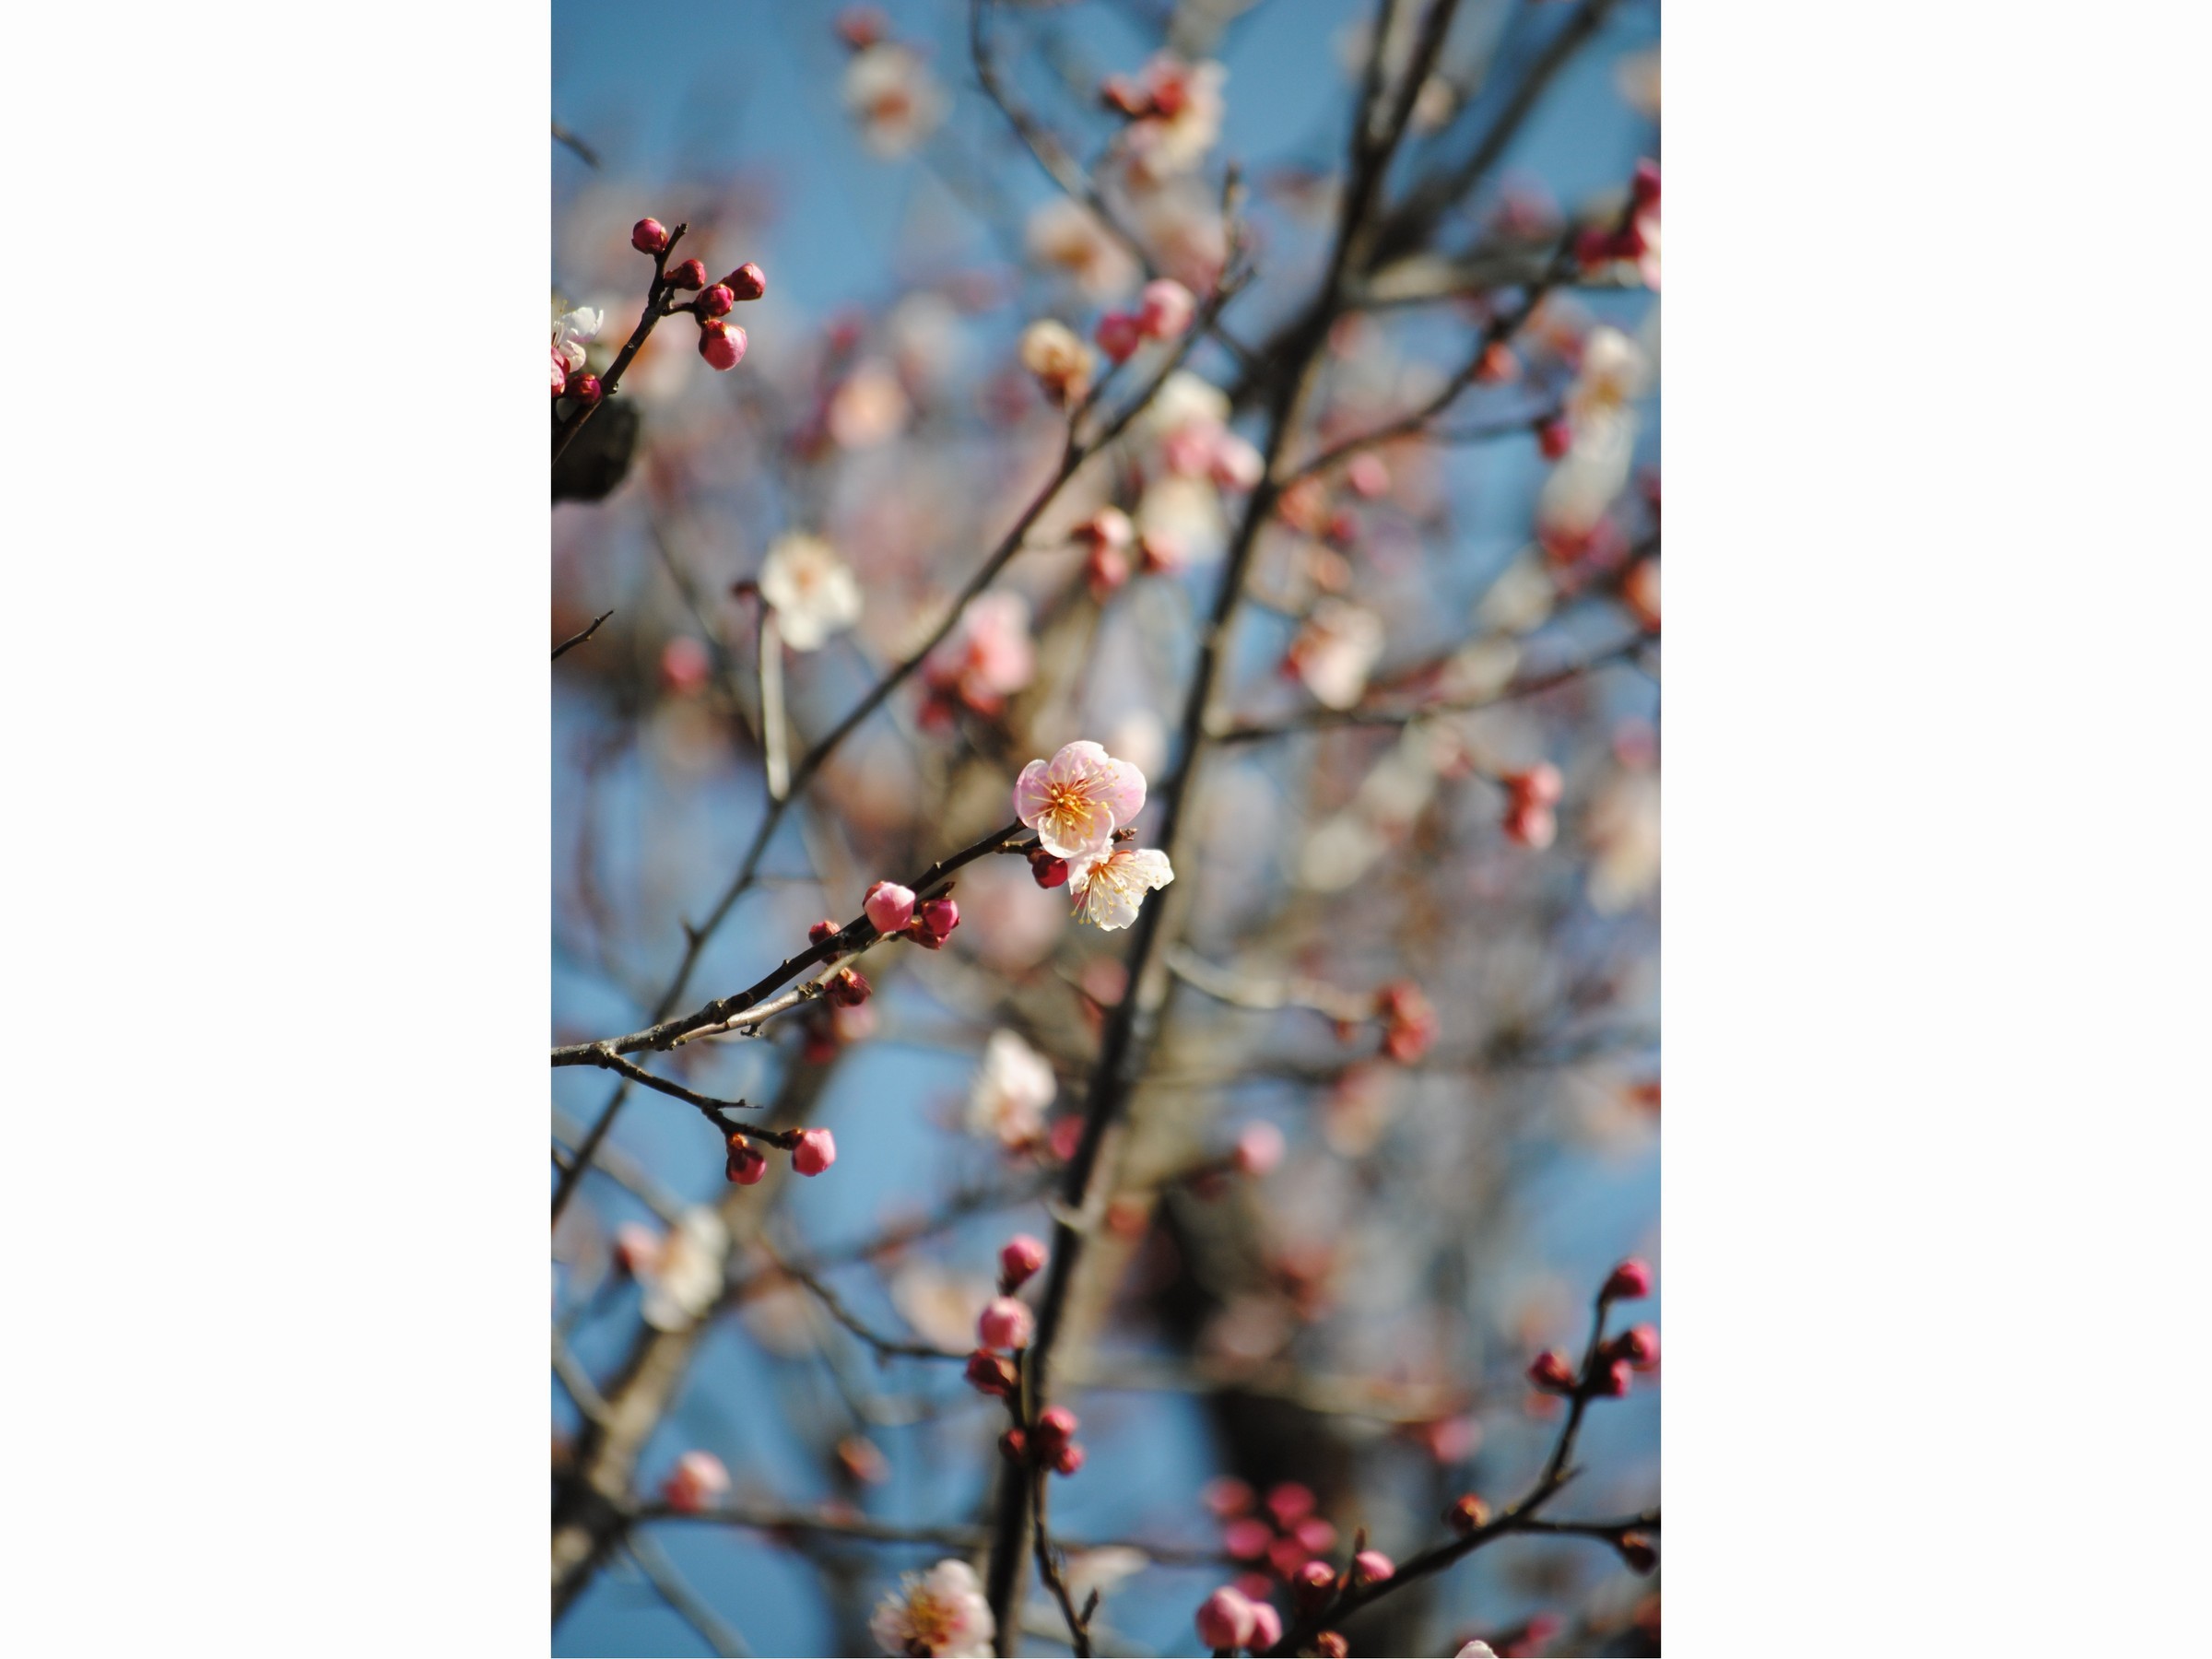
552;609;615;661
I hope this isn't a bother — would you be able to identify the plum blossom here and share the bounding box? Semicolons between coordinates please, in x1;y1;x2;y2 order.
551;303;602;393
759;533;864;651
1122;56;1228;182
641;1207;728;1333
1015;740;1147;859
1286;598;1385;710
1019;319;1097;406
1026;198;1140;301
1065;844;1175;931
924;591;1036;717
968;1029;1056;1147
869;1559;994;1657
844;41;947;159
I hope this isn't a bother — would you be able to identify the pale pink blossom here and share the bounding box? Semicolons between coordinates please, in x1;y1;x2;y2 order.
641;1207;728;1333
1026;198;1141;300
826;358;912;448
865;880;917;935
844;41;947;159
968;1029;1056;1147
925;591;1036;714
977;1295;1035;1351
869;1559;994;1657
1065;844;1175;931
550;303;602;392
1286;599;1386;710
1137;277;1197;339
1015;740;1148;859
660;1449;729;1512
759;533;864;652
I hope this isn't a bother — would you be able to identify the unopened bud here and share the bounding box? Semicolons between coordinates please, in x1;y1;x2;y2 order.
964;1349;1018;1396
698;283;735;318
666;257;707;290
1447;1494;1491;1535
725;261;767;301
631;218;670;254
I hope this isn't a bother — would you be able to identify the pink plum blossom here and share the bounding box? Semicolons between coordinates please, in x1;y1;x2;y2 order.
660;1450;728;1512
868;1559;994;1657
968;1030;1056;1147
1014;740;1147;859
1137;277;1197;339
865;881;917;935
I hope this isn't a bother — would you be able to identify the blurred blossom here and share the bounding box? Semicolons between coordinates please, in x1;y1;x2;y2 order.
1617;47;1662;116
1137;475;1229;569
1297;725;1455;891
955;860;1065;971
888;1261;994;1353
551;302;603;393
925;591;1036;716
759;533;865;651
1019;319;1098;406
1104;707;1168;780
869;1559;994;1657
641;1207;728;1332
1131;177;1232;291
1286;598;1386;710
844;42;947;159
1063;1546;1149;1609
969;1030;1056;1147
1477;556;1556;636
1121;56;1228;182
886;291;965;389
1026;198;1141;301
1585;767;1661;914
827;358;912;448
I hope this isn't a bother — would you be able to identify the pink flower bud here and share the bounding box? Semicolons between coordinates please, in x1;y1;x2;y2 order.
919;896;959;940
1265;1482;1316;1526
1233;1121;1285;1176
1223;1516;1273;1559
1202;1477;1254;1518
826;967;871;1007
1030;852;1071;888
724;1135;768;1185
999;1234;1047;1289
1501;799;1557;849
1576;224;1617;267
978;1296;1035;1351
660;1449;728;1512
1512;763;1564;806
1596;1359;1633;1397
791;1128;837;1176
964;1349;1018;1396
631;218;670;254
1095;310;1144;363
1537;418;1573;461
1050;1441;1085;1477
864;880;916;935
666;257;707;290
1527;1349;1576;1392
725;261;767;301
1293;1516;1336;1554
1617;1323;1660;1370
1345;453;1389;499
1033;1405;1079;1453
808;918;841;947
1352;1549;1394;1587
699;319;747;371
1137;277;1196;339
563;371;602;406
1247;1602;1282;1651
698;283;735;318
1603;1258;1653;1301
1290;1559;1336;1612
1194;1588;1258;1650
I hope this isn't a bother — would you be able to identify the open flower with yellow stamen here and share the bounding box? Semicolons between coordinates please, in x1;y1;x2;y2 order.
868;1559;994;1657
1065;844;1175;931
1013;740;1147;860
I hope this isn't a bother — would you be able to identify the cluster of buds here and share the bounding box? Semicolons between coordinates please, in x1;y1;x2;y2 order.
996;1403;1086;1477
861;879;961;949
1500;762;1563;849
1529;1259;1657;1398
629;217;767;372
1574;159;1661;288
1206;1479;1346;1598
1093;277;1198;363
1374;980;1438;1064
724;1127;837;1184
1193;1584;1284;1654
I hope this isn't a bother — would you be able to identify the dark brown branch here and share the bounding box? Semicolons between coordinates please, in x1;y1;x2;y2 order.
552;609;614;661
553;223;688;466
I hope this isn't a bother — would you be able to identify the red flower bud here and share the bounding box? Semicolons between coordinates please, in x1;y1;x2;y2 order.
1616;1323;1660;1370
1630;159;1662;209
725;262;768;301
666;257;707;290
998;1428;1028;1463
1595;1359;1633;1397
724;1135;768;1185
631;218;670;254
919;896;959;940
1602;1258;1653;1301
698;283;735;318
791;1128;836;1176
699;320;747;371
1351;1549;1394;1587
808;918;842;947
1447;1493;1491;1535
563;371;602;406
1527;1350;1576;1393
1537;418;1573;461
1290;1559;1337;1612
1030;851;1071;888
1619;1532;1657;1573
826;967;871;1007
1050;1441;1085;1477
1034;1405;1079;1454
964;1349;1018;1396
999;1233;1047;1290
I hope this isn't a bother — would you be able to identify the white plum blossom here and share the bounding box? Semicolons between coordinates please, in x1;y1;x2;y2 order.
1122;56;1228;182
1015;739;1147;859
1066;844;1175;931
968;1029;1057;1147
641;1206;728;1333
759;533;864;651
1026;198;1141;301
1287;598;1386;710
551;303;603;392
869;1559;995;1657
844;42;947;159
